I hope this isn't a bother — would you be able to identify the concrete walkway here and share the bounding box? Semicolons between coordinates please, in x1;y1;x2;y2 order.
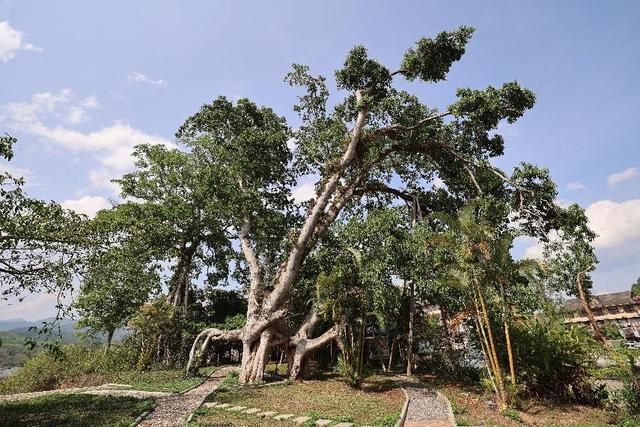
138;366;234;427
403;385;456;427
0;383;172;402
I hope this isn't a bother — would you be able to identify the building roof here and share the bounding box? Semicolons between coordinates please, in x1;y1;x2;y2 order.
564;291;638;312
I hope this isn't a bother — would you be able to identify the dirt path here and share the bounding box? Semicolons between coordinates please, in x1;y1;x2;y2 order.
138;366;235;427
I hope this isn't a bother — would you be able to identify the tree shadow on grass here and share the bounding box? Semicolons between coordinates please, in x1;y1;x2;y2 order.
0;394;154;427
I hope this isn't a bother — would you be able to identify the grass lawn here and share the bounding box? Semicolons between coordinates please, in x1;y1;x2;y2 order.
0;394;154;427
0;365;217;395
434;379;634;426
192;373;403;427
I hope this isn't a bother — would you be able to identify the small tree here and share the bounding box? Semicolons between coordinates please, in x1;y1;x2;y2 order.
543;204;606;343
75;246;160;349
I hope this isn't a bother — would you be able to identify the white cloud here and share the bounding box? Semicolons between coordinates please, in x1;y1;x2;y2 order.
566;181;586;191
432;177;446;190
89;168;121;193
607;167;638;187
62;195;111;218
586;199;640;249
286;137;298;152
523;242;543;260
292;178;316;203
1;90;172;195
0;162;30;179
0;293;64;321
522;198;640;256
127;71;167;87
0;21;41;63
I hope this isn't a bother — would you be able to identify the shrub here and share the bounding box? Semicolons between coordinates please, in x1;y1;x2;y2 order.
0;343;137;394
600;321;622;340
621;356;640;415
510;316;604;403
335;355;361;388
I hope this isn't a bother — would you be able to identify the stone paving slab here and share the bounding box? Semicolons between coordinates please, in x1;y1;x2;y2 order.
274;413;295;420
315;420;333;426
293;416;312;424
228;405;247;411
334;423;354;427
243;407;261;414
257;410;278;417
81;389;173;399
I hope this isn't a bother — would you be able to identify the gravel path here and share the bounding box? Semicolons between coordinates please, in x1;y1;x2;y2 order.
402;385;456;427
138;366;235;427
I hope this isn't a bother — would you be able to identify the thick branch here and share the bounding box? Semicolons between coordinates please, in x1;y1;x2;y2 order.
239;215;262;318
186;327;243;373
375;111;451;137
302;325;339;352
266;90;370;313
291;306;322;345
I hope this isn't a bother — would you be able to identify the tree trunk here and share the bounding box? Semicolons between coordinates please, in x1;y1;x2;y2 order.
475;282;507;410
407;281;415;377
504;318;515;386
499;282;516;386
576;271;607;344
105;329;114;352
168;239;199;308
289;325;338;381
387;336;396;371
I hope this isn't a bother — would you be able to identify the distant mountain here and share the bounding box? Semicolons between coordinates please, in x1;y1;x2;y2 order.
6;318;79;342
0;318;33;332
0;318;128;369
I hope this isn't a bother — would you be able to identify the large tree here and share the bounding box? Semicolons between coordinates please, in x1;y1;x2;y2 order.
114;144;233;308
182;26;560;383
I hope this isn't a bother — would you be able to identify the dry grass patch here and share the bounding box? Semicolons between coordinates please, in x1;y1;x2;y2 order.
191;407;287;427
436;381;620;426
204;375;403;426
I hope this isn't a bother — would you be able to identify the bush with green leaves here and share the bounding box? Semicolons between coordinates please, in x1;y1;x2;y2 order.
600;321;623;340
0;343;137;394
510;316;604;403
621;356;640;415
335;354;361;388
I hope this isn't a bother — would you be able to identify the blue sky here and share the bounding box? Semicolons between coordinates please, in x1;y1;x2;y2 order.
1;1;639;319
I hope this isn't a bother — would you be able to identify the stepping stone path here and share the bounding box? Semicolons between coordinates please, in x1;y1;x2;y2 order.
199;395;356;426
274;413;295;420
138;365;235;427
